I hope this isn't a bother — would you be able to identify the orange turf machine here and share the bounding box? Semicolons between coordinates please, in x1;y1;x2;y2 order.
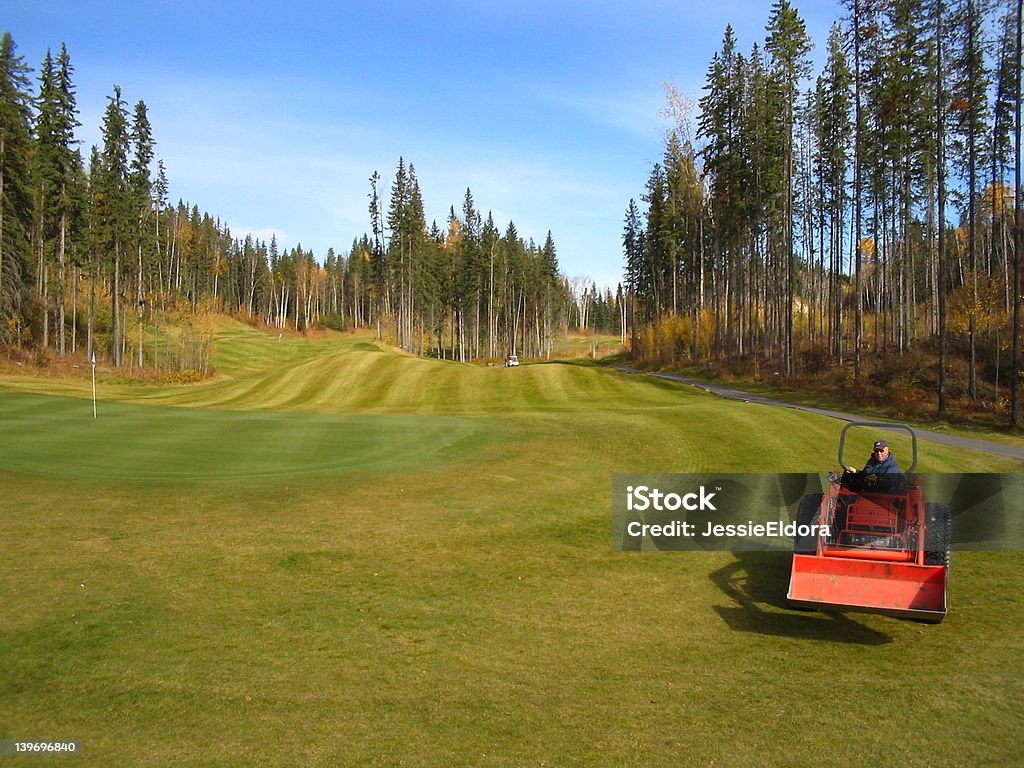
787;422;951;622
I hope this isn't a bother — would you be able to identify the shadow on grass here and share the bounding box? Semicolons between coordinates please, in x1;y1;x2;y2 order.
709;551;894;645
530;358;617;369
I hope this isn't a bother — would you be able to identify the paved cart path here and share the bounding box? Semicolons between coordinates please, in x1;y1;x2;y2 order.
617;367;1024;462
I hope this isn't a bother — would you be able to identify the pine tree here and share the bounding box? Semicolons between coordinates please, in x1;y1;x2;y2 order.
386;157;409;344
1012;0;1023;425
51;45;81;356
950;0;991;399
815;24;851;362
698;26;745;350
742;42;786;363
0;33;34;344
881;0;931;354
34;49;58;349
482;211;499;358
991;6;1016;291
766;0;813;376
130;99;153;367
97;85;133;365
455;187;481;360
641;163;668;318
153;159;168;307
934;0;952;416
368;170;384;330
844;0;875;382
540;230;559;358
407;166;428;351
622;197;645;342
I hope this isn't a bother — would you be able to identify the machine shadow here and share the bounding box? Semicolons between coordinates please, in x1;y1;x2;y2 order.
709;551;894;645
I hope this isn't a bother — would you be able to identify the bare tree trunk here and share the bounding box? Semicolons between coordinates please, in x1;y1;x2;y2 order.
0;131;5;334
58;209;66;356
967;0;979;401
112;247;121;366
42;261;49;350
87;265;94;362
138;244;144;369
71;265;77;354
1012;0;1023;425
853;0;864;383
938;0;949;417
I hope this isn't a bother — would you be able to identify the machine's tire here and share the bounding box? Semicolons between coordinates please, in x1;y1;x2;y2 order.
924;502;952;567
794;493;824;554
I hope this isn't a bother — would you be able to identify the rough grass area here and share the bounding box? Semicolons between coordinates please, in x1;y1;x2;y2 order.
657;348;1024;440
1;319;1022;766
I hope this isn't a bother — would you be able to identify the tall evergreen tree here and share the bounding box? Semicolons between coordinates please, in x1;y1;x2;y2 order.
97;85;132;365
51;45;80;356
815;24;852;362
623;197;646;340
765;0;813;375
129;99;153;367
935;0;952;416
0;33;34;344
950;0;991;399
1012;0;1023;425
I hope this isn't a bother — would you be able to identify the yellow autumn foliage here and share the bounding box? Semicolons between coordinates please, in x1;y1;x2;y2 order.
948;269;1011;337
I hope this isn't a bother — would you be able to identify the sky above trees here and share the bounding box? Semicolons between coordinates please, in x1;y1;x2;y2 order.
6;0;840;288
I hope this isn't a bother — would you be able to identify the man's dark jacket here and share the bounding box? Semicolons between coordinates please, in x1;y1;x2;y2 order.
863;452;900;474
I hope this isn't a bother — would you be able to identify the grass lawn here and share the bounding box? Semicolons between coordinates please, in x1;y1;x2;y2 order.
1;319;1022;766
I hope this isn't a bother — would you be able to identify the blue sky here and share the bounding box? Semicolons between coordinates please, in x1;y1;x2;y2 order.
8;0;842;288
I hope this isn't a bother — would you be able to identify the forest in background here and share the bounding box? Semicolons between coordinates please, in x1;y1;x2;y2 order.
0;32;582;375
6;0;1024;429
623;0;1024;425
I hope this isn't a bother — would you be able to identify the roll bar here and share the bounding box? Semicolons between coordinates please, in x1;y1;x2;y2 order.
838;421;918;475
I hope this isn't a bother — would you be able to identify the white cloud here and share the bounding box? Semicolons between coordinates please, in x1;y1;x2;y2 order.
525;82;669;140
74;68;635;285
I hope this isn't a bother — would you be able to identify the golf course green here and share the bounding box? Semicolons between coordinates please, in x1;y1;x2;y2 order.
2;319;1022;766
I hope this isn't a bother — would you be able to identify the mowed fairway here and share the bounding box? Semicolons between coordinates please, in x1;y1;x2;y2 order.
1;319;1022;766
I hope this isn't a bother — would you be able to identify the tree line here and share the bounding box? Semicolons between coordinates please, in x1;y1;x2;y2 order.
363;159;568;361
623;0;1024;424
0;32;571;373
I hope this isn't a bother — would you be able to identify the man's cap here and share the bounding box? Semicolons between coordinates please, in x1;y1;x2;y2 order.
874;440;888;450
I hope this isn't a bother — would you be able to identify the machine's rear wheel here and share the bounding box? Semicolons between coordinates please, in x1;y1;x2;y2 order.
794;493;824;554
924;502;952;567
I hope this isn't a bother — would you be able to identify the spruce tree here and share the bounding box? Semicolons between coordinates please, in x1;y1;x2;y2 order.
1012;0;1022;425
935;0;951;416
52;45;81;355
97;85;133;365
950;0;991;399
766;0;812;375
0;33;34;344
129;100;153;367
815;24;851;362
622;197;645;340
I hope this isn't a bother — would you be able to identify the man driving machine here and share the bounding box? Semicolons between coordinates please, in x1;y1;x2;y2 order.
846;439;900;474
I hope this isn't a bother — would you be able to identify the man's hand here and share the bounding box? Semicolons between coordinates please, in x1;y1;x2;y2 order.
845;466;858;473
